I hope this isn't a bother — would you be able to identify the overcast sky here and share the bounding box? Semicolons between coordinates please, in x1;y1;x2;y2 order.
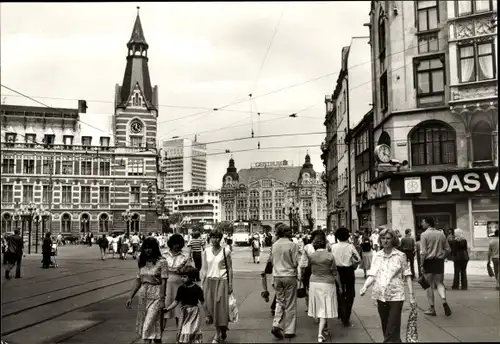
1;2;371;189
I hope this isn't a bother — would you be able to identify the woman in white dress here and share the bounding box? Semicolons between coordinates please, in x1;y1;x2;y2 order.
111;235;119;258
300;230;341;343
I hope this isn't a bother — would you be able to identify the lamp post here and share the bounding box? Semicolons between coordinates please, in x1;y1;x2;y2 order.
283;202;301;233
122;210;132;237
22;202;38;254
13;208;22;231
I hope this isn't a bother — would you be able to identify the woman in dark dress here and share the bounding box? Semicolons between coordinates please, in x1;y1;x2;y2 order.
42;232;53;269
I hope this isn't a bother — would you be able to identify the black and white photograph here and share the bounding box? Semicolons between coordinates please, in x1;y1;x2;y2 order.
1;2;498;343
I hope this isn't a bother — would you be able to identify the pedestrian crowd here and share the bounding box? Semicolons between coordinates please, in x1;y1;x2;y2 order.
125;229;235;344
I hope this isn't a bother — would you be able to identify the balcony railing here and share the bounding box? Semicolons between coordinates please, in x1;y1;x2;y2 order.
80;203;92;209
130;203;141;209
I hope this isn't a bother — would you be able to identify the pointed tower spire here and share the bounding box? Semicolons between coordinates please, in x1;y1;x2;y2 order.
128;6;149;50
116;7;157;110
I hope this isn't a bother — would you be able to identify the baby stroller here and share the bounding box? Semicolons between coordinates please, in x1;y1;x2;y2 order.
50;243;58;267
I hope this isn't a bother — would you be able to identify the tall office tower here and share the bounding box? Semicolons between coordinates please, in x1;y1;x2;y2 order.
161;138;207;212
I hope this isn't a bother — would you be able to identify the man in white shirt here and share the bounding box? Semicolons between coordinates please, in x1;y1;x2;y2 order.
130;233;140;259
327;231;336;246
371;228;380;251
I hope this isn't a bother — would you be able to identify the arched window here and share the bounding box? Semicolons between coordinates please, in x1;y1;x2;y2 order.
131;213;140;233
472;120;493;162
410;122;456;166
2;213;12;233
61;213;72;232
99;213;109;233
378;131;391;147
80;213;90;233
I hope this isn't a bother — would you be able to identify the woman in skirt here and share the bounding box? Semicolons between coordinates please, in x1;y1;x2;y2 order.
360;233;373;279
201;229;233;343
299;230;341;343
165;265;205;344
163;234;192;330
126;237;168;344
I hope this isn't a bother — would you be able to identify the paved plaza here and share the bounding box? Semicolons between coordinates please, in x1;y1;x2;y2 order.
1;245;499;343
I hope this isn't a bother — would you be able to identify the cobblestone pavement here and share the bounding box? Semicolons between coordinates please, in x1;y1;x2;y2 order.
1;245;499;343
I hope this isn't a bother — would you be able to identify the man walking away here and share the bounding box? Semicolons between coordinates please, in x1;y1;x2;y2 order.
130;232;141;259
269;225;300;339
400;229;416;279
420;217;452;317
5;229;24;279
187;231;204;281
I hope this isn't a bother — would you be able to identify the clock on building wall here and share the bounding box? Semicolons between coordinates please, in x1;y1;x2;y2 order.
374;144;391;163
130;120;143;134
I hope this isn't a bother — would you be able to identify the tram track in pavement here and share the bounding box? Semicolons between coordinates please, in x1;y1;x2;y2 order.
1;277;134;337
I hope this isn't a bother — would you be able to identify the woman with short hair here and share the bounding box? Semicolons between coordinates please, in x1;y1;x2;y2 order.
201;229;233;343
360;228;415;343
300;229;341;342
451;228;469;290
163;233;192;329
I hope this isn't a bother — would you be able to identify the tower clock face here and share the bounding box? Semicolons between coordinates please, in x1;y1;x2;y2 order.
130;121;143;134
375;144;391;163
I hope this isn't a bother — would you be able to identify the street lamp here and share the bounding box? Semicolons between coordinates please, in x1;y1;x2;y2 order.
283;202;301;233
13;208;22;231
122;210;132;237
22;202;38;254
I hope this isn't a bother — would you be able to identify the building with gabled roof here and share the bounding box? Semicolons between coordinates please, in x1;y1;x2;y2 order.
0;8;162;244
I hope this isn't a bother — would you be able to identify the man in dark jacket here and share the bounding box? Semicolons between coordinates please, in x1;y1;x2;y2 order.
5;229;24;279
400;229;416;279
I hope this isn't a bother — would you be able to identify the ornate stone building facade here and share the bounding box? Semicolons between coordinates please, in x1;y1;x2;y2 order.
367;1;498;259
1;11;161;240
220;156;327;231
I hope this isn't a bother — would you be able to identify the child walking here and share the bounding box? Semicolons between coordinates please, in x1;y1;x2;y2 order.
164;265;205;344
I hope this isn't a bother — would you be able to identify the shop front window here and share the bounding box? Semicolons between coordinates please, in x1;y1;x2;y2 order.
471;198;498;248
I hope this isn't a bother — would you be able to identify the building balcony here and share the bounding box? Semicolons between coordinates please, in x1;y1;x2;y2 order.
80;203;92;209
98;203;110;208
60;203;72;209
1;202;16;209
130;203;141;209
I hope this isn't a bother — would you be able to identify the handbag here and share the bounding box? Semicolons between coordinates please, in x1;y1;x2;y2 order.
405;303;419;342
417;275;430;290
264;260;273;275
223;248;239;323
487;263;494;277
297;281;307;299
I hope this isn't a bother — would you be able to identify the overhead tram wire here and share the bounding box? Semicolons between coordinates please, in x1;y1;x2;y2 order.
2;32;449;127
157;32;452;136
2;92;323;122
170;103;320;142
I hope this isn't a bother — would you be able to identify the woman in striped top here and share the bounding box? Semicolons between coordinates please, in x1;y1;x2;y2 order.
188;231;205;282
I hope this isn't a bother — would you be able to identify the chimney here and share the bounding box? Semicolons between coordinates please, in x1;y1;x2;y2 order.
78;100;88;113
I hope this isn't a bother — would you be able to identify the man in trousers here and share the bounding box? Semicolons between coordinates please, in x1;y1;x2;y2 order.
269;224;300;339
5;229;24;279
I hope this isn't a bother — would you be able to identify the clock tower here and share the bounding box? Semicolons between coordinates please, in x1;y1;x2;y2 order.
114;7;159;149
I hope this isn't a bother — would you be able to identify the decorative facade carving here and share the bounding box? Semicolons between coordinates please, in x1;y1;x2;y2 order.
451;83;498;101
475;16;496;36
456;20;474;39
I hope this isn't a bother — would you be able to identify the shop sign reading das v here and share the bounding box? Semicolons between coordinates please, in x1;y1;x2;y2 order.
431;172;498;193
